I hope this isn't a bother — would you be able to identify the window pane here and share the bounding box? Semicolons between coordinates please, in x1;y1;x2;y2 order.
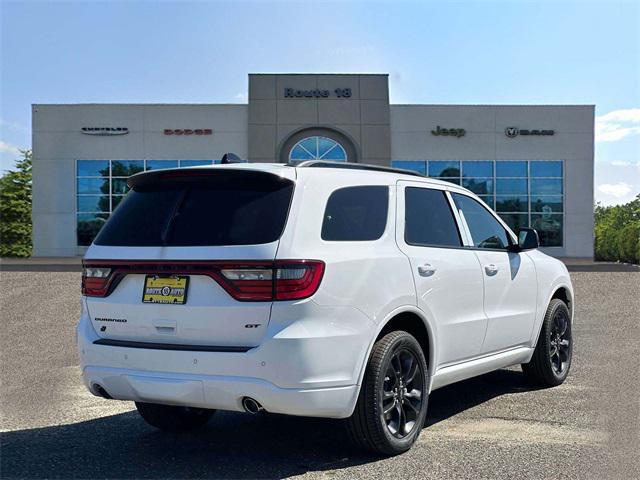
429;161;460;177
496;178;528;195
112;195;125;210
111;160;144;176
77;213;109;246
290;144;314;161
531;178;563;195
452;193;510;249
317;137;334;157
436;177;461;185
77;195;109;212
462;161;493;177
179;160;213;168
496;195;528;212
531;161;562;177
300;138;318;157
392;161;427;175
531;214;563;247
96;171;294;246
531;195;563;213
499;213;528;232
77;160;109;177
404;188;461;247
496;161;527;177
322;186;389;241
112;178;130;195
462;178;493;195
77;177;109;194
146;160;179;171
478;195;494;208
321;143;346;161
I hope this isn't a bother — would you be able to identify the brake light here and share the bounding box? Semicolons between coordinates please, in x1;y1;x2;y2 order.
218;260;325;301
82;267;113;297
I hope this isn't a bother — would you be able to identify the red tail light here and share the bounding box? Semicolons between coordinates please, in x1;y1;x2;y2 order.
82;260;325;301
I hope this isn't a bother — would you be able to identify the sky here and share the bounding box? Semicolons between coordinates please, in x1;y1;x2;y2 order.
1;0;638;205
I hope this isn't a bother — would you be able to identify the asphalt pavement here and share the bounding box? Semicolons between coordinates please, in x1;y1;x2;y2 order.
1;270;638;479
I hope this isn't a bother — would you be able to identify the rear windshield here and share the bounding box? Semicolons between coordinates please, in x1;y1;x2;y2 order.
94;170;294;246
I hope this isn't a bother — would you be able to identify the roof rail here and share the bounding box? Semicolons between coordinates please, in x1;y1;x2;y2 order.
291;160;425;178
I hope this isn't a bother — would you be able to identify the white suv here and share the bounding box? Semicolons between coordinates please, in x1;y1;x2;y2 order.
77;161;573;455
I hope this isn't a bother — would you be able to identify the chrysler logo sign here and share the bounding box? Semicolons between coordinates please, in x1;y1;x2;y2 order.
81;127;129;135
505;127;554;138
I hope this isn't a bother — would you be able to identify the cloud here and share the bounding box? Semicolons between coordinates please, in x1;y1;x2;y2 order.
597;182;633;198
234;92;248;103
595;108;640;142
0;140;21;156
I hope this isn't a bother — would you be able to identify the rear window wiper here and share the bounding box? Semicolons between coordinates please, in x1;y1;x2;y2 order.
161;188;189;246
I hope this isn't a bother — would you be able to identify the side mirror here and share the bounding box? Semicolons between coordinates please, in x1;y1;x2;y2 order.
517;227;539;250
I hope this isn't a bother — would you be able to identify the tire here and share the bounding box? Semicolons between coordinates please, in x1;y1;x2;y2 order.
346;330;429;456
522;298;573;386
135;402;215;431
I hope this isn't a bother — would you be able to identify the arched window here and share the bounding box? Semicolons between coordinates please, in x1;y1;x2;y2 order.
289;136;347;163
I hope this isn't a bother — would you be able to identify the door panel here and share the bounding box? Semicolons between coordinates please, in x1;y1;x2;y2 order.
449;192;538;354
397;182;487;367
474;250;538;352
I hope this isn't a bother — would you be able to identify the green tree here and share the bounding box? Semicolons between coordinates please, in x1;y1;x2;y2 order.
0;149;32;257
594;194;640;264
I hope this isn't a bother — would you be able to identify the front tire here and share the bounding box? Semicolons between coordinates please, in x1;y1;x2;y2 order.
135;402;215;431
346;331;429;456
522;298;573;386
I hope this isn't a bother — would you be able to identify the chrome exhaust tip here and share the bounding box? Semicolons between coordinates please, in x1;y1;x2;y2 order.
242;397;264;414
92;384;113;399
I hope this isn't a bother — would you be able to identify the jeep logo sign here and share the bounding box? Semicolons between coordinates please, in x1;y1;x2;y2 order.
431;126;466;138
505;127;554;138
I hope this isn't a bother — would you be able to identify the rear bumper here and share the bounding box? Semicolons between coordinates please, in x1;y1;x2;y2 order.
82;366;359;418
77;300;374;418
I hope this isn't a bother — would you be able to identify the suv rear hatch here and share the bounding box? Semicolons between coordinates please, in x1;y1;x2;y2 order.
82;167;319;349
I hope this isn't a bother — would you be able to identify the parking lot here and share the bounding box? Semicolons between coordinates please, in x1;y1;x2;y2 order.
1;269;638;479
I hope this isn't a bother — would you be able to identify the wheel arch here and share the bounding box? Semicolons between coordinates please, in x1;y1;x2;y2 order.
355;306;436;392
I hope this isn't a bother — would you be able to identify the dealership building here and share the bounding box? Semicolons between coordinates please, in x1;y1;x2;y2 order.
32;73;595;257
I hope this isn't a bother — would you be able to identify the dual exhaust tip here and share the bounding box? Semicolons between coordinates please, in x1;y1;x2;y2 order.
242;397;264;414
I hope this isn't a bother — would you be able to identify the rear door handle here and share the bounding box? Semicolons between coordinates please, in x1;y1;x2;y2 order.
484;264;499;276
418;263;436;277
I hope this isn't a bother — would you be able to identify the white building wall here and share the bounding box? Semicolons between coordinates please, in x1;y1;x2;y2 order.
390;105;594;258
32;104;248;256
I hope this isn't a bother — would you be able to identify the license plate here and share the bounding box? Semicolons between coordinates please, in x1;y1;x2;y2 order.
142;275;189;304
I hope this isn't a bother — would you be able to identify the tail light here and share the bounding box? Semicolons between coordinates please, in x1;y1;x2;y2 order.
218;260;325;301
82;267;113;297
81;260;324;301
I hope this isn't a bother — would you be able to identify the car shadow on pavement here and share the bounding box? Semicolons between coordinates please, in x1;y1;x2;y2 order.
1;369;539;479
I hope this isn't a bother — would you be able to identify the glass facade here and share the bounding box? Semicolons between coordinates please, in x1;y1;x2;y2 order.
76;159;217;246
391;160;564;247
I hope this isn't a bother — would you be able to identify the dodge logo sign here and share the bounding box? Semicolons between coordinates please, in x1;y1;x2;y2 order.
505;127;554;138
164;129;212;136
81;127;129;136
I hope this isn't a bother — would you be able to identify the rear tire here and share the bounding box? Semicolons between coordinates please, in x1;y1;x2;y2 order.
522;298;573;386
346;331;429;456
135;402;215;431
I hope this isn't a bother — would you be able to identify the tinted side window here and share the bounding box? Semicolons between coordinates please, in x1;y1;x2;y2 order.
452;193;510;249
405;188;461;247
322;186;388;241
